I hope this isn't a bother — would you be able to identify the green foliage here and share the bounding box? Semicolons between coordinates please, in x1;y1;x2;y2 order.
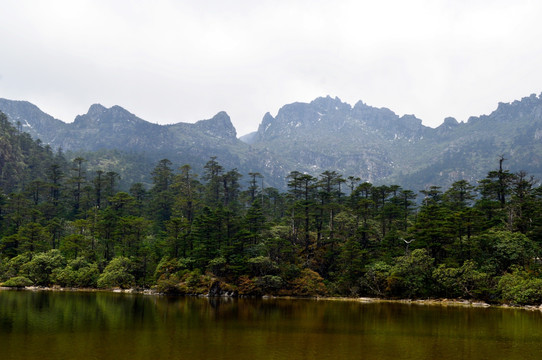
53;257;99;288
207;256;227;276
255;275;283;294
388;249;434;298
97;257;135;289
432;260;492;299
59;234;87;260
153;256;194;294
16;222;52;254
21;250;66;286
154;256;186;281
410;200;454;261
176;270;214;294
498;268;542;305
336;237;365;294
2;276;33;287
3;148;542;304
155;275;182;294
362;261;392;297
248;256;278;276
3;253;32;280
474;229;537;273
0;111;63;195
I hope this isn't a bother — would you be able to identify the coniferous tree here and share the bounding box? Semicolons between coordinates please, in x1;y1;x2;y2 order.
69;157;87;217
287;172;317;260
149;159;175;229
203;156;223;206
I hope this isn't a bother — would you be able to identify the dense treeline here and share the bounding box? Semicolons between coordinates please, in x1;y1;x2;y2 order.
1;112;542;304
0;112;68;194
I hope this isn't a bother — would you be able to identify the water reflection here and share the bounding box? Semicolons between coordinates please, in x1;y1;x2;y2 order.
1;290;542;360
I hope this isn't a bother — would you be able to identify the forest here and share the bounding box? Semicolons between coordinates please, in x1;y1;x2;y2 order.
1;111;542;305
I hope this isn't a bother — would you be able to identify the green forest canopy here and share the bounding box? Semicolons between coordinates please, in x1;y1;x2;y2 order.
1;111;542;304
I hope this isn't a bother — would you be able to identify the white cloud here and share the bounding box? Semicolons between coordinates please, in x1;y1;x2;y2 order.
1;0;542;135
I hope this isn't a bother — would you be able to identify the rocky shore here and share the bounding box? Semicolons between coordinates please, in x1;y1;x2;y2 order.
3;285;542;312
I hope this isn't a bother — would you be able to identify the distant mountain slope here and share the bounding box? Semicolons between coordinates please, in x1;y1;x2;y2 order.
0;99;67;142
0;111;65;193
249;96;431;184
245;93;542;190
389;93;542;189
0;99;267;188
2;93;542;191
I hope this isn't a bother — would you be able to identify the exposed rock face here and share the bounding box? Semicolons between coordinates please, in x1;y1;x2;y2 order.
0;100;240;153
247;96;429;185
3;92;542;191
193;111;237;140
0;99;255;187
64;104;169;151
245;93;542;190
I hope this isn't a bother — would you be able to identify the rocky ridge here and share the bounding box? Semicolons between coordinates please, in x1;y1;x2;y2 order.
2;93;542;191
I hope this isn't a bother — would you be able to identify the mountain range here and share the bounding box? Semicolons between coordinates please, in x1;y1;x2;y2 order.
1;93;542;191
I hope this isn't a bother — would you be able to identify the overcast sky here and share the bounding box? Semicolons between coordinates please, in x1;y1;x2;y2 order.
1;0;542;136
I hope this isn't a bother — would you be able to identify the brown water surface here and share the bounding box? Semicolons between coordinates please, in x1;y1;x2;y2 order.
1;290;541;360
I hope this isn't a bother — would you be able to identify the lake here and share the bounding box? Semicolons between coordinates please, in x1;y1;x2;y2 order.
1;290;542;360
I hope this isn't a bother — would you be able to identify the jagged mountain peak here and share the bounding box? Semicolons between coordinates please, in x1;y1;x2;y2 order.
399;114;424;125
74;103;149;128
467;93;542;125
434;116;460;137
256;112;275;134
262;112;274;122
351;100;396;118
498;93;541;110
87;103;107;116
442;117;459;127
205;111;232;125
310;95;351;113
262;96;353;135
255;96;429;143
3;92;542;192
194;111;237;139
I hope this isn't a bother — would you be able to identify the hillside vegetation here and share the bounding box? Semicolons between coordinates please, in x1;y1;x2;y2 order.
1;112;542;304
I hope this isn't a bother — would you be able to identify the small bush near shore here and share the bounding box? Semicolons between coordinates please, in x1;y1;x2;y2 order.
2;276;33;288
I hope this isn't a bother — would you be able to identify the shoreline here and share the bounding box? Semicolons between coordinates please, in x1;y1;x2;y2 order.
2;285;542;312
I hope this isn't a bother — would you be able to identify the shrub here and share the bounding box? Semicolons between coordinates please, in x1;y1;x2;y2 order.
3;253;32;280
2;276;33;288
388;249;434;298
432;260;491;300
361;261;392;297
53;257;99;288
156;275;182;294
207;256;227;276
290;269;327;296
21;250;66;286
255;275;283;294
97;257;135;289
154;257;182;281
474;230;537;274
498;268;542;305
237;275;260;296
248;256;278;276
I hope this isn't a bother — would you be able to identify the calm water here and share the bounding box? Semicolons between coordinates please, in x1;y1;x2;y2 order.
1;290;542;360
